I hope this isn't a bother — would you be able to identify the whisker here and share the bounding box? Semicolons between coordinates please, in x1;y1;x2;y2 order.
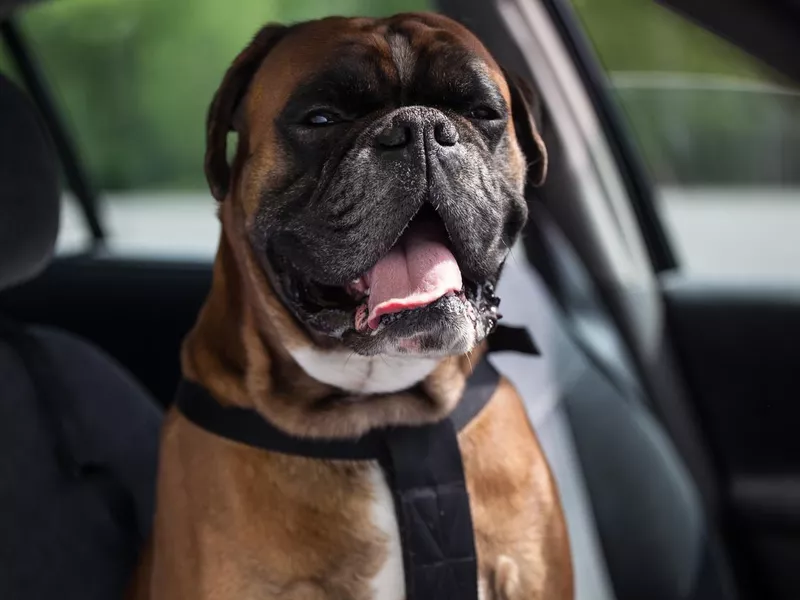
499;237;518;266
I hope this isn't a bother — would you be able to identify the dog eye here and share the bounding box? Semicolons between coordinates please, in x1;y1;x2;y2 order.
467;106;500;120
303;110;340;126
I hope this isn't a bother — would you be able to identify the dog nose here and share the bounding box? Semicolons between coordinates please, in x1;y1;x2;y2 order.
376;123;411;149
433;121;459;146
375;110;459;153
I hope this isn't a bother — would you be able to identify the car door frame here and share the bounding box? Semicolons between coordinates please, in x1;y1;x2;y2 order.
434;0;762;596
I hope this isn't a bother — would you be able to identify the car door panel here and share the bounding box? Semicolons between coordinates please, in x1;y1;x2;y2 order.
663;276;800;600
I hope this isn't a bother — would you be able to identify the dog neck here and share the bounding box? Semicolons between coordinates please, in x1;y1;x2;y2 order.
181;199;479;439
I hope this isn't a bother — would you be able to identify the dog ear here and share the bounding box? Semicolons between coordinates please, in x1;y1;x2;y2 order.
502;68;548;187
205;24;291;202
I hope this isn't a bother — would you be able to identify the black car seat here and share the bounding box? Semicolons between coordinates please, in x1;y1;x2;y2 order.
0;72;162;599
491;94;740;600
495;223;739;600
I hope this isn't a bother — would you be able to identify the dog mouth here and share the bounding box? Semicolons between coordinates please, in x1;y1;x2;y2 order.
269;206;502;345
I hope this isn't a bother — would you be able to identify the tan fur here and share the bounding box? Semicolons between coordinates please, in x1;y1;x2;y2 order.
135;12;571;600
145;412;388;599
463;379;573;599
494;556;520;599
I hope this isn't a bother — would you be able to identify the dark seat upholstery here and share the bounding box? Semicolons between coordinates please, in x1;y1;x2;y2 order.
0;73;161;599
494;206;739;600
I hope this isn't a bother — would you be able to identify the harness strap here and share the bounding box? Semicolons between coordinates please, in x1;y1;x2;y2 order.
176;355;501;461
175;324;537;600
381;418;480;599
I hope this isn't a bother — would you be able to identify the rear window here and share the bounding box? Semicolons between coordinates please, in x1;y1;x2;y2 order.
570;0;800;279
1;0;430;257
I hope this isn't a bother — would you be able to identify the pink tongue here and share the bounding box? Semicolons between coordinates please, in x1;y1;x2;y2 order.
365;221;462;330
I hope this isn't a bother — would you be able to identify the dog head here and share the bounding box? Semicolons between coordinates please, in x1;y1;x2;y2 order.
206;13;546;362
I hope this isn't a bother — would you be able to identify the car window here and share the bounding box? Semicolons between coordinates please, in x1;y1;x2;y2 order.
1;0;429;259
570;0;800;279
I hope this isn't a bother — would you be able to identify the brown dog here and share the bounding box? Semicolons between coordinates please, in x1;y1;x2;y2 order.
134;12;572;600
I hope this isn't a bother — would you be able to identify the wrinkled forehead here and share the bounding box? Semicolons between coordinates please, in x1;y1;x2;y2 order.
244;14;509;127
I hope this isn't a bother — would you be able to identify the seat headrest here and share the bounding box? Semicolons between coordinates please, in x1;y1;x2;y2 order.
0;72;60;291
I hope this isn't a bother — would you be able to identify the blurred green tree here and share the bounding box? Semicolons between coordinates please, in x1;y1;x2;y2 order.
10;0;428;190
1;0;789;190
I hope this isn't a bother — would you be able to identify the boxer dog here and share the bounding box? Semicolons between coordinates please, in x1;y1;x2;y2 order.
133;12;572;600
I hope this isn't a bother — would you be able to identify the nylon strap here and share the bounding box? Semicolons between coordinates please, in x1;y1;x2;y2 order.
175;324;537;599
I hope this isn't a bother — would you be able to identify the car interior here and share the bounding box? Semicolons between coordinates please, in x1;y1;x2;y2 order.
0;68;161;598
1;0;799;599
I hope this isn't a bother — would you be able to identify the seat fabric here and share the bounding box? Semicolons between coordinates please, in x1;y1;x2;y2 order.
0;70;162;600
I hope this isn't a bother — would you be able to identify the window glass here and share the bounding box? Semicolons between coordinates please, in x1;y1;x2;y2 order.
5;0;428;258
570;0;800;278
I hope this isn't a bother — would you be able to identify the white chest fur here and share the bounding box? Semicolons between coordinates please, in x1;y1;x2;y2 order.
368;465;405;600
287;345;436;598
287;346;438;394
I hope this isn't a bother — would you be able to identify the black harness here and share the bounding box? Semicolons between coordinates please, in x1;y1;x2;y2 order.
175;325;538;599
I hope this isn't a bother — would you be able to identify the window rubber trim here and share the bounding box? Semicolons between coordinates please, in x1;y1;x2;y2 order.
658;0;800;86
536;0;678;273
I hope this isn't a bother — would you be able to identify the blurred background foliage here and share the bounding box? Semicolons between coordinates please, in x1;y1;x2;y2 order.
570;0;800;186
1;0;428;190
1;0;798;190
